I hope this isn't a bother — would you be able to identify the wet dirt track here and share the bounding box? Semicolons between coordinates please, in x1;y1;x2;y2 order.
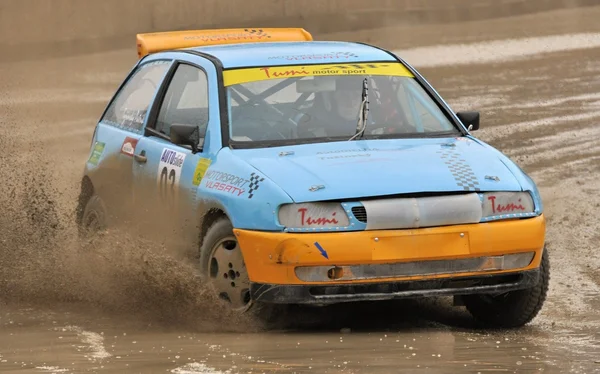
1;4;600;374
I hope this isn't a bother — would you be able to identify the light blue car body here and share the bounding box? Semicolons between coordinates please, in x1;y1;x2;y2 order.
81;41;543;236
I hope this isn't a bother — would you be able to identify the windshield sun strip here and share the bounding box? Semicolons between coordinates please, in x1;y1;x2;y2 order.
222;62;415;86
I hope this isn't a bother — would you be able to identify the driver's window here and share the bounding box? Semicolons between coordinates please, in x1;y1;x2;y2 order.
155;64;209;137
102;61;170;131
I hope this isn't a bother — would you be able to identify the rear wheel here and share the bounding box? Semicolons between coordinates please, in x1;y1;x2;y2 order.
79;195;108;239
463;248;550;328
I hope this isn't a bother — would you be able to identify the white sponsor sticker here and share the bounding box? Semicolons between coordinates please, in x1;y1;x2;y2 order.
120;137;138;157
157;148;186;189
121;142;134;155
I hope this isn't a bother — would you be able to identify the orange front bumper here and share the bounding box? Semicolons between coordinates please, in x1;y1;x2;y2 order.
234;214;546;285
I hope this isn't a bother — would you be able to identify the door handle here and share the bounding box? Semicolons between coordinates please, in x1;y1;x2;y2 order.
134;150;147;164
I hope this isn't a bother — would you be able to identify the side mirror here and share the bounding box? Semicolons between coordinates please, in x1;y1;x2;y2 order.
456;111;480;131
170;124;201;153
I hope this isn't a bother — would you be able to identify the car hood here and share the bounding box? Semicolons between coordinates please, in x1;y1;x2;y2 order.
231;137;523;203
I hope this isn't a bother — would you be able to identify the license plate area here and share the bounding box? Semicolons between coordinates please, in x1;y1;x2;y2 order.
372;231;470;261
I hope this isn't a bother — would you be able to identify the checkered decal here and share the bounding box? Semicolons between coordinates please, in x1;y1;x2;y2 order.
248;172;265;199
437;147;480;191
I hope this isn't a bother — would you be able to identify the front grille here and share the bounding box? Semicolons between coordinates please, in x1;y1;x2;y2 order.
351;206;367;223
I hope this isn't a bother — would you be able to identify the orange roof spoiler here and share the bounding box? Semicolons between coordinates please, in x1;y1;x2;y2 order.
136;28;313;59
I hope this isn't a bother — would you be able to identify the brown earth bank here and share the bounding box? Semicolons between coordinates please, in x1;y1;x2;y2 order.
2;0;600;62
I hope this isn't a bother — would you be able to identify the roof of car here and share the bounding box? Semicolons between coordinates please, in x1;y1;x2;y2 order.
188;41;398;69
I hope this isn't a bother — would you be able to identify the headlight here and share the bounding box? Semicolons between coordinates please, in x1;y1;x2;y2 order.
482;192;534;218
278;203;350;230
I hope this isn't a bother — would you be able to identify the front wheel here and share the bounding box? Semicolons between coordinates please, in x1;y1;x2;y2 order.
199;217;256;312
463;248;550;328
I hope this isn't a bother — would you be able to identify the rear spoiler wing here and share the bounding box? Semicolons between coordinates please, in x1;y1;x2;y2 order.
136;28;313;59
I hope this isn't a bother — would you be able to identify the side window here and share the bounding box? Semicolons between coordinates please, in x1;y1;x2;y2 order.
102;61;170;131
413;99;442;131
393;81;418;125
155;64;209;137
403;79;455;132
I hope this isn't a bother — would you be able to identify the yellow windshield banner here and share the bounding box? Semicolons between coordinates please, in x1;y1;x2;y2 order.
223;62;415;86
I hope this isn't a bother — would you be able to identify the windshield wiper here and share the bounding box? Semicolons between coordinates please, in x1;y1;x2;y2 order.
349;78;369;141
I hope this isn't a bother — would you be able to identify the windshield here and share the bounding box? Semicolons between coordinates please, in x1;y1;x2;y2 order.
224;63;460;146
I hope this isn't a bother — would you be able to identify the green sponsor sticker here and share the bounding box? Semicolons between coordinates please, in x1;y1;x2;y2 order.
88;141;106;165
192;158;212;186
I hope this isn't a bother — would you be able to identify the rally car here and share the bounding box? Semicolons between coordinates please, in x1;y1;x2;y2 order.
76;28;549;328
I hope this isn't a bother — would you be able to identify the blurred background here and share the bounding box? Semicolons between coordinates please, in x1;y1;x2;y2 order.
2;0;600;62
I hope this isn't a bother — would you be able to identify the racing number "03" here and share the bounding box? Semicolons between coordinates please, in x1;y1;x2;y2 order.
157;148;186;206
159;166;176;201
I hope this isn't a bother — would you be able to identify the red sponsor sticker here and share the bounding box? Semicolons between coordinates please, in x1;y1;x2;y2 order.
487;195;527;214
121;137;139;156
259;67;310;79
297;208;339;226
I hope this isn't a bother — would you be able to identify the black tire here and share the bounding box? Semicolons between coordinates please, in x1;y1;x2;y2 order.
78;195;108;239
463;248;550;328
199;217;266;315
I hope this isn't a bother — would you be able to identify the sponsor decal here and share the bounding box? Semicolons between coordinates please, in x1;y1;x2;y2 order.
157;148;187;200
319;153;371;160
268;52;358;61
258;64;391;79
120;137;139;157
316;147;411;160
183;28;271;42
192;158;212;186
204;170;250;197
205;181;246;196
298;208;339;226
482;192;534;218
204;170;249;187
316;149;376;154
279;203;350;229
247;172;265;199
223;62;414;86
487;195;527;214
203;170;265;199
259;67;310;79
87;141;106;165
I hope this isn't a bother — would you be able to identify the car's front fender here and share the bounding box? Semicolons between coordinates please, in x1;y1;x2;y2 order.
470;137;544;215
195;148;293;231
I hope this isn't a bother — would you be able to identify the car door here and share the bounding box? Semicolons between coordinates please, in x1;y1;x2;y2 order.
131;58;218;247
87;59;171;222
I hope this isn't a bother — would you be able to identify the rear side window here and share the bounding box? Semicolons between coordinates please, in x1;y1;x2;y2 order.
155;64;209;137
102;61;170;131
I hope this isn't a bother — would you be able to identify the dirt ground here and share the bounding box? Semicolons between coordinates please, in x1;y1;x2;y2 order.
1;3;600;374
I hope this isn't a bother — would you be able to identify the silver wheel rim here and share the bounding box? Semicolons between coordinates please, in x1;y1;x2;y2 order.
207;236;252;312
